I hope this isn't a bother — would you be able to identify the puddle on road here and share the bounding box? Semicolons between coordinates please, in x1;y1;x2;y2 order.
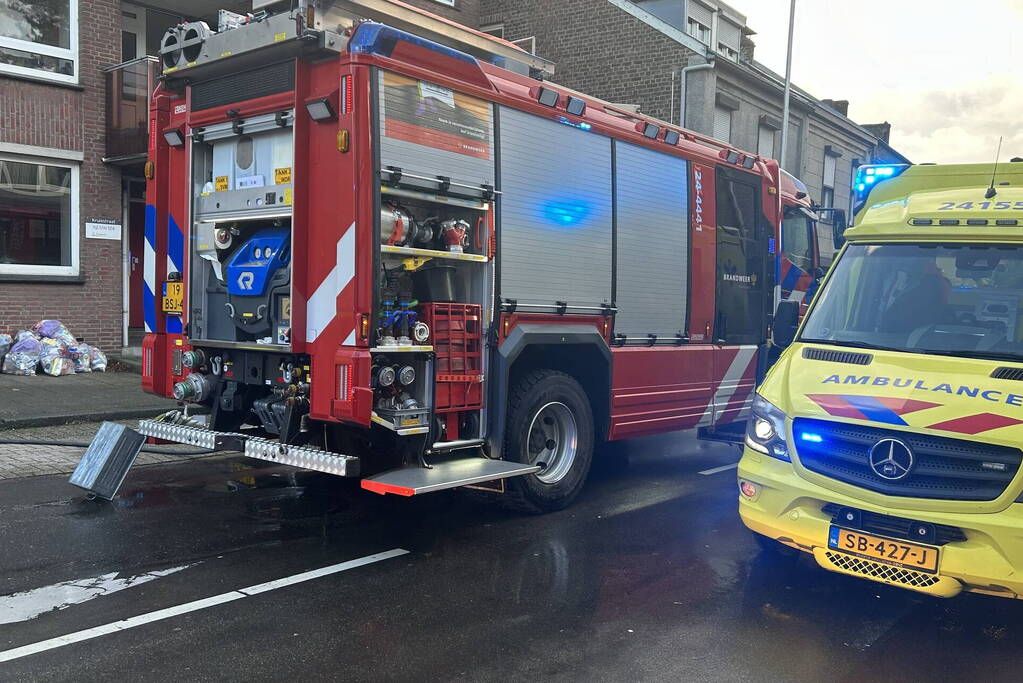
0;564;195;625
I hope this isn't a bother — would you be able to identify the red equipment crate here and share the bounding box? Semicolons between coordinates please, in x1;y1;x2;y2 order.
419;303;483;412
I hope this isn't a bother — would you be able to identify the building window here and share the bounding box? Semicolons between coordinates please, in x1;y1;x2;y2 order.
687;1;714;45
821;153;838;221
713;105;732;143
0;155;80;277
686;17;711;44
0;0;78;84
757;124;776;159
716;18;742;62
431;0;456;6
481;23;504;39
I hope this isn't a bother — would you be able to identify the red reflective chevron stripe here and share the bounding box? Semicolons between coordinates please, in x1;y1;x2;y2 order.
926;413;1023;435
873;397;943;415
806;394;867;420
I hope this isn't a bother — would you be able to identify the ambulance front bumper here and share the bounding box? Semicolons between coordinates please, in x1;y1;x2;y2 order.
738;447;1023;599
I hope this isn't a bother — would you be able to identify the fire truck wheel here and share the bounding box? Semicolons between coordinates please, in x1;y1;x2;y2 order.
501;369;594;513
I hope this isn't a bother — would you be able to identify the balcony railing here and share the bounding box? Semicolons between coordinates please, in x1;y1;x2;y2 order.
104;56;158;164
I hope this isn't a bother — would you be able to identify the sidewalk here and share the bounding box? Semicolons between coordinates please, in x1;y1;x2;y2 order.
0;372;179;430
0;420;219;481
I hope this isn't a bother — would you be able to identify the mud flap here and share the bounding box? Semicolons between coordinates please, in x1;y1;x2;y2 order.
69;422;147;500
697;420;747;446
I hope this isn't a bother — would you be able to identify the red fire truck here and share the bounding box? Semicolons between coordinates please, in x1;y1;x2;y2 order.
79;0;829;512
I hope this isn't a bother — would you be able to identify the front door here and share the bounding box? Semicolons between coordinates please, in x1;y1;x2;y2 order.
709;165;770;426
127;188;146;329
714;165;769;346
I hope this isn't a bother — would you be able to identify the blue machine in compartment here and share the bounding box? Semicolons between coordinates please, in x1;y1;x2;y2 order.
226;228;290;296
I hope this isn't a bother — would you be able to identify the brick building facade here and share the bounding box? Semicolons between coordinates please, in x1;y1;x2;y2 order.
480;0;909;256
0;0;123;350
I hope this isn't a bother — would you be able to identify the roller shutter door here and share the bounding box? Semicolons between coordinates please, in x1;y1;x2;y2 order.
378;71;495;189
498;106;613;310
614;142;689;339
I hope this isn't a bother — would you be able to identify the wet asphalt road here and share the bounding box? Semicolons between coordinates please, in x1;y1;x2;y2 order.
1;431;1021;681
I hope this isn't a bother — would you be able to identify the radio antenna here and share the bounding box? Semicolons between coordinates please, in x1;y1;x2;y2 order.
985;136;1003;199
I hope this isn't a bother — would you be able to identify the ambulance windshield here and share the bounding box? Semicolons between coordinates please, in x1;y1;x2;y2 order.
801;243;1023;361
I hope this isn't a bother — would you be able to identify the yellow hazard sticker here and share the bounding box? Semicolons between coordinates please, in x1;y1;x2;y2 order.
215;176;228;192
274;32;287;42
283;188;293;205
275;167;292;185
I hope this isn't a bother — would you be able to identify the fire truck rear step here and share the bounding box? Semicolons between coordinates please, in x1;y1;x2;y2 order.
362;458;539;496
134;419;359;477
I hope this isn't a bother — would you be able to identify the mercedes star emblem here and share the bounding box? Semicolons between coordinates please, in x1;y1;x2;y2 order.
868;438;915;481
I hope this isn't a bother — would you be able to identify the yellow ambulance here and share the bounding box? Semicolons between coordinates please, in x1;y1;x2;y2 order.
739;160;1023;599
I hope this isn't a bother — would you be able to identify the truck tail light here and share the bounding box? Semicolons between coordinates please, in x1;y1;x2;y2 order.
337;364;354;401
358;313;370;342
341;75;353;114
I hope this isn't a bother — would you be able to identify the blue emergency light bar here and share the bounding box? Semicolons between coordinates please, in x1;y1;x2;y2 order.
853;164;909;215
349;22;478;66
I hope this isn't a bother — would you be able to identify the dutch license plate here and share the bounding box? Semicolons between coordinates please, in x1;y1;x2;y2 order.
162;282;183;314
828;526;939;574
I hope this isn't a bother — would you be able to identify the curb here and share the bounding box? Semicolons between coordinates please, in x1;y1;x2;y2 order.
0;407;176;432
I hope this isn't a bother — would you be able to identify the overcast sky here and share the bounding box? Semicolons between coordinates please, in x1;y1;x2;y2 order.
725;0;1023;164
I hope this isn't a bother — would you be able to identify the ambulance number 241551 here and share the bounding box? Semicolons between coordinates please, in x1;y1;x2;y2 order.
938;201;1023;210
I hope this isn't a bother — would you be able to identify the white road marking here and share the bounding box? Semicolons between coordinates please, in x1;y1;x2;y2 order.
698;463;739;476
0;548;409;664
0;565;194;625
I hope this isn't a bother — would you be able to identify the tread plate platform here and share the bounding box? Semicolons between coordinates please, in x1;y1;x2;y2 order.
362;458;539;496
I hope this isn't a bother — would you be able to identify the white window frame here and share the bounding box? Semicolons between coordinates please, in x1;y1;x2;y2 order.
481;23;505;39
0;151;81;277
757;124;775;159
0;0;79;84
686;18;711;44
822;152;838;213
431;0;456;6
713;105;732;143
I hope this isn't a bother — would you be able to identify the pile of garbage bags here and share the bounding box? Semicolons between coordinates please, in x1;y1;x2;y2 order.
0;320;107;377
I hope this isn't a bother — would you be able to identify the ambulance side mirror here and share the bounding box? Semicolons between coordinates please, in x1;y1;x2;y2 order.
830;209;848;250
773;300;800;348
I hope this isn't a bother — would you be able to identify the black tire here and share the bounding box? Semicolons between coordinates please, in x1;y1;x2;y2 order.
498;369;595;514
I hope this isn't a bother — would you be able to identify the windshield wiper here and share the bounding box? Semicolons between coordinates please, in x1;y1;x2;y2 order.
799;338;898;352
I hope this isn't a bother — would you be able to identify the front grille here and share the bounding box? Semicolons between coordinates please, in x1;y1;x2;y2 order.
821;504;966;545
824;551;942;589
992;366;1023;381
802;347;873;365
795;418;1022;501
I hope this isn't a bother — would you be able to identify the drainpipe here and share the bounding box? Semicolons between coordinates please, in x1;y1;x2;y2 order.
679;58;715;128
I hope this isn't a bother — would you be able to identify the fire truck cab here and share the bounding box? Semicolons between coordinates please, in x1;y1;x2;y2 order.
78;0;825;512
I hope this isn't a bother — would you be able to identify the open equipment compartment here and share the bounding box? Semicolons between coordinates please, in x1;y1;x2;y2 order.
371;68;496;446
188;109;296;348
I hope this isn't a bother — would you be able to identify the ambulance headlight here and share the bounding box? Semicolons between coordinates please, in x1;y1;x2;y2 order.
745;394;790;461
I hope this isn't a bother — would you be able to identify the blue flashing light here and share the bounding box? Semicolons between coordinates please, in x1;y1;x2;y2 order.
800;432;823;443
558;116;592;131
542;199;591;227
349;22;477;66
852;164;909;216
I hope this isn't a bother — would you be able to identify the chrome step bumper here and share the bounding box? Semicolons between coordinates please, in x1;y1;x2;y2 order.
136;420;359;477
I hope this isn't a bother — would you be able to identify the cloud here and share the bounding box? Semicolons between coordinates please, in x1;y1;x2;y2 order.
727;0;1022;165
850;74;1023;164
